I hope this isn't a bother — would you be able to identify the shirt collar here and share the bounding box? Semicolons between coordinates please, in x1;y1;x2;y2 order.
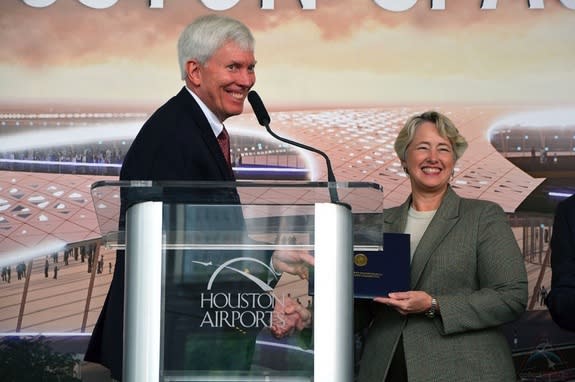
186;86;224;137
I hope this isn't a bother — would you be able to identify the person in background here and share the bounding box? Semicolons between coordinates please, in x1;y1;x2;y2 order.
84;14;312;381
546;194;575;331
355;111;528;382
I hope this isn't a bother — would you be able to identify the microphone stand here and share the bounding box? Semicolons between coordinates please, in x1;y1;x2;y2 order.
261;122;340;204
248;90;340;204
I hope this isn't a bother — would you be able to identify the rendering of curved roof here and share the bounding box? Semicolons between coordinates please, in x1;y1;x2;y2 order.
0;105;562;262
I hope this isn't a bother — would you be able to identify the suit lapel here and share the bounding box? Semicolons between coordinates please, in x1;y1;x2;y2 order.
384;197;410;234
409;187;460;288
200;123;235;180
178;88;235;180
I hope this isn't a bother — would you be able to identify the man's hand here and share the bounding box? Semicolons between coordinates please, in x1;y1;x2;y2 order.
271;250;315;279
270;295;312;339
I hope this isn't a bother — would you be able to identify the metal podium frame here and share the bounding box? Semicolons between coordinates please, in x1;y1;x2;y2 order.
90;180;384;382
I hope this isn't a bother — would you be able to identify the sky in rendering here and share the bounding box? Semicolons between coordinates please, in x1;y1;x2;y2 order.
0;1;574;108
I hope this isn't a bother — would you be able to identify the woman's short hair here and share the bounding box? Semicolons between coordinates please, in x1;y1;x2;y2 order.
177;14;254;80
394;111;468;162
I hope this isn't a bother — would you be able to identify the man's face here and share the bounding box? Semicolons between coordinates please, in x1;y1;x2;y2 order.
190;41;256;122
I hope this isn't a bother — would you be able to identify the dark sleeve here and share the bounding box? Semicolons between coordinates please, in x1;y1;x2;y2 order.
546;196;575;331
354;299;376;332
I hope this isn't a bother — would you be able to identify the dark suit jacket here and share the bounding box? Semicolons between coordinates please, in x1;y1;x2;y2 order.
84;87;271;380
546;194;575;331
357;187;527;382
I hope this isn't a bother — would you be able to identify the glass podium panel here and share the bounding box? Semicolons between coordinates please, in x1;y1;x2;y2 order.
91;181;384;382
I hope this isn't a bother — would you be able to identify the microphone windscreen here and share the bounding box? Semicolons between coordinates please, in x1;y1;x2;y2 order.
248;91;271;127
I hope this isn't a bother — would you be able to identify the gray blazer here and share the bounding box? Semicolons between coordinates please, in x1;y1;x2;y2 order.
357;187;528;382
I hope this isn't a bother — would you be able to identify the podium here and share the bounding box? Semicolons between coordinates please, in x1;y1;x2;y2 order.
91;180;384;382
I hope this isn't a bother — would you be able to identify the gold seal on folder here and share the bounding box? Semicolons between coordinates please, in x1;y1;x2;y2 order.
354;253;368;267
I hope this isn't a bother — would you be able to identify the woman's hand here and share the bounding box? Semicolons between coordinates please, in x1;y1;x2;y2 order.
374;291;435;316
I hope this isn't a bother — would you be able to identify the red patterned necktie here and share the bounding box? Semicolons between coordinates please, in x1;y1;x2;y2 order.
217;125;231;169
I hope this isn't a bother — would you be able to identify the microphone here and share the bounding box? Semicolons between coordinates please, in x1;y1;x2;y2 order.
248;90;339;204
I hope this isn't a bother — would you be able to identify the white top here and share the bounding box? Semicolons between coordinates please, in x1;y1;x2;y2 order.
404;206;437;262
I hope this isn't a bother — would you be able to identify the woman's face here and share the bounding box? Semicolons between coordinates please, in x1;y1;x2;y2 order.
403;121;455;194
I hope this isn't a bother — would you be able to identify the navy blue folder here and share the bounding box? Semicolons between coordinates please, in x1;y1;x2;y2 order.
308;232;410;299
353;232;410;299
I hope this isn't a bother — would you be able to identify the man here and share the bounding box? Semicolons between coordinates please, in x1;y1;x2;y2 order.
84;15;312;380
546;194;575;331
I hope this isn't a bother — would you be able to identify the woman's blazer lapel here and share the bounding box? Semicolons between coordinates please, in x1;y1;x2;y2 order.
410;187;461;288
384;187;462;289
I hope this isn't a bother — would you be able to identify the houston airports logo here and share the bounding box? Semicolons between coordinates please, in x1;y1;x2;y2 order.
193;257;287;330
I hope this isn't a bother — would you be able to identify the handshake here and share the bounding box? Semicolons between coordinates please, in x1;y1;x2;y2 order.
269;248;315;340
271;295;312;339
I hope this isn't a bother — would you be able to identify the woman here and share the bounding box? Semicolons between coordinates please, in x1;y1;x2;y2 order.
356;111;528;382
